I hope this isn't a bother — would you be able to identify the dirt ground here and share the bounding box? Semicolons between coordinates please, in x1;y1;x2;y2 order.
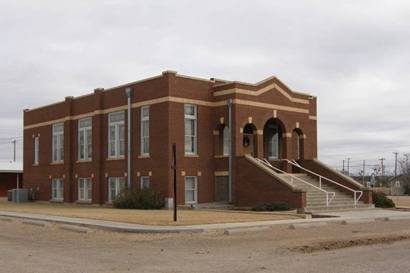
1;217;410;273
0;198;301;225
389;195;410;208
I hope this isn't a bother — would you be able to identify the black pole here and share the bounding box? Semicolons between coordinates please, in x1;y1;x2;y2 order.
172;143;177;222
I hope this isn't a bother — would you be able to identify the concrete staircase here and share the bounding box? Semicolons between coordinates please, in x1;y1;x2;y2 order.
277;173;372;212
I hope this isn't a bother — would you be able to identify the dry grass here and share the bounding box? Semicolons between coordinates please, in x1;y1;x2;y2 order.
0;198;302;226
388;196;410;208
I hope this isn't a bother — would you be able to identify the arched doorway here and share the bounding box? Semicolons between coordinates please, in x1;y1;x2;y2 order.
243;123;257;156
293;129;304;160
263;119;284;160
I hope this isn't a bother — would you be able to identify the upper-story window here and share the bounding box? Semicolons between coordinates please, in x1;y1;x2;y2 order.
78;117;92;161
33;136;39;165
52;123;64;163
223;126;230;156
108;111;125;158
184;104;197;155
140;106;149;155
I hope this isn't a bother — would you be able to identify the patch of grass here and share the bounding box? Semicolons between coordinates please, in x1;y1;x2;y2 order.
0;198;300;226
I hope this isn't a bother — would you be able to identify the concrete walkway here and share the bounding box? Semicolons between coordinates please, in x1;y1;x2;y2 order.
1;209;410;233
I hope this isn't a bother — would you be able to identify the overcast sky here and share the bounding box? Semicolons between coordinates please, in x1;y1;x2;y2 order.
1;0;409;174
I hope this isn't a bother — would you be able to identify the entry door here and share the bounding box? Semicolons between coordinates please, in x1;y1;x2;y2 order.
268;125;279;160
243;134;255;156
215;176;229;202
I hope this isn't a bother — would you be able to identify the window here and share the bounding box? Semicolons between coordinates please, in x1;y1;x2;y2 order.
52;123;64;162
140;176;150;189
78;117;92;160
108;111;125;158
33;136;39;165
267;123;279;160
78;177;92;201
108;177;125;202
51;178;64;201
222;126;230;156
140;106;149;155
184;176;198;204
184;104;197;154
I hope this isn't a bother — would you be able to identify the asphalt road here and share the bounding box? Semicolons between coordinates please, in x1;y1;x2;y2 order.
0;218;410;273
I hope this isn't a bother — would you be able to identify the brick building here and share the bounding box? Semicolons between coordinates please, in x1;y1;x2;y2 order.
23;71;371;211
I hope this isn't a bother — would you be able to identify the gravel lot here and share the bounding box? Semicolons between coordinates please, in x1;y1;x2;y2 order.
1;218;410;272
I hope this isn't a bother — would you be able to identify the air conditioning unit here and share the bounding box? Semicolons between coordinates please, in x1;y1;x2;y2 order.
8;189;29;202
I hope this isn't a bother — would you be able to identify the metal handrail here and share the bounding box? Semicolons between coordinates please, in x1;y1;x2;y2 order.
256;158;335;207
285;159;363;207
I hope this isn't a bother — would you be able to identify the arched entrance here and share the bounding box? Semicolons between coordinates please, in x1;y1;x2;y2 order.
292;128;304;160
263;119;284;160
242;123;257;156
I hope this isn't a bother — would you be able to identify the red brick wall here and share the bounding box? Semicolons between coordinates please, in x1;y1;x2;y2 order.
234;156;306;209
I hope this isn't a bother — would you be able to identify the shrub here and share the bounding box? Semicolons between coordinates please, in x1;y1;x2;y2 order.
113;188;165;209
372;192;395;208
252;202;290;211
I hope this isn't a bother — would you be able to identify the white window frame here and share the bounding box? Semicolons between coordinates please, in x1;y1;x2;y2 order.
52;123;64;163
140;176;150;189
184;176;198;204
78;177;92;202
140;106;149;156
78;117;92;161
222;126;230;156
51;178;64;201
108;177;125;202
34;136;39;165
108;111;125;158
184;104;197;155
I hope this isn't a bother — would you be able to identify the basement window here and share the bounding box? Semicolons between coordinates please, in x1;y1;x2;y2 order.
140;176;150;189
51;178;64;201
108;177;125;202
184;176;198;204
78;177;92;202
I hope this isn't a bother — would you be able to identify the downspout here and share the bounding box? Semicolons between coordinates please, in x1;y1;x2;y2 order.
227;98;233;203
125;87;133;189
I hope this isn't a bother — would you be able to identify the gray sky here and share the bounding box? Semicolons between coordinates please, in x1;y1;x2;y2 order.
1;0;409;174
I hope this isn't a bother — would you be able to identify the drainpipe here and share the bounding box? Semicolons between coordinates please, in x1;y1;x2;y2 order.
125;87;133;189
227;98;233;203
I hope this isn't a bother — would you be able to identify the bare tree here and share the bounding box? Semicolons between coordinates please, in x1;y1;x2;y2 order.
399;153;410;194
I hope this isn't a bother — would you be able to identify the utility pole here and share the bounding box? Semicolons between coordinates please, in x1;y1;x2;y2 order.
347;157;351;176
172;143;177;222
392;152;399;193
12;139;16;162
379;158;386;182
362;160;366;185
393;152;398;178
342;159;345;173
